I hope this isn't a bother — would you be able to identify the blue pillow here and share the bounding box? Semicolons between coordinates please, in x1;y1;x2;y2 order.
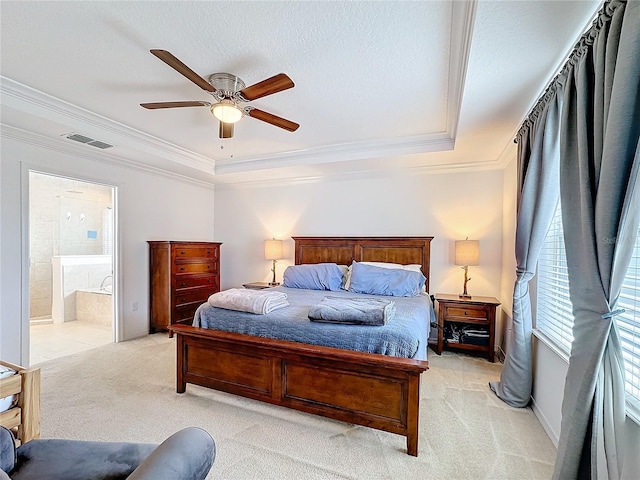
283;263;344;291
348;261;425;297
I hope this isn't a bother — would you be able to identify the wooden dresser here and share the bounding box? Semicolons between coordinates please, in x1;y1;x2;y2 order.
148;241;222;332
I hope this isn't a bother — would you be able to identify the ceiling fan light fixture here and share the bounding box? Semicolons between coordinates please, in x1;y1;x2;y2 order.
211;100;243;124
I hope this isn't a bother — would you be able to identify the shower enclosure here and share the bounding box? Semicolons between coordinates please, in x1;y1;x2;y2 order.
29;171;116;362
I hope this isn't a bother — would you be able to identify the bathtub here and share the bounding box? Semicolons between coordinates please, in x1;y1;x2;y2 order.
52;255;112;323
76;288;112;325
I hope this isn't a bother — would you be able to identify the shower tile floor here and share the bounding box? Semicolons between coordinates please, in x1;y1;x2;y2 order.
30;320;112;365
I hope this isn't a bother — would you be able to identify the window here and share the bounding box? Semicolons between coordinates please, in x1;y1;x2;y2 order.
536;202;640;412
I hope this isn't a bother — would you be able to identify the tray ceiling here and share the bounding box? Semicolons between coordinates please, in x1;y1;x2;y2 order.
0;1;600;184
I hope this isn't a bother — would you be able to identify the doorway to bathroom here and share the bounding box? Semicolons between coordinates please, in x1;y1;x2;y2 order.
28;171;116;364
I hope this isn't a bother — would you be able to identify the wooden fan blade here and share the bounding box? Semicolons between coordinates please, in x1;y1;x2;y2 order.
150;49;216;93
239;73;294;101
140;101;211;109
246;108;299;132
219;122;234;139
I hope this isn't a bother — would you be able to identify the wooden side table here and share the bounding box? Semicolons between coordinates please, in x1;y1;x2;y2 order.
434;293;501;362
242;282;275;290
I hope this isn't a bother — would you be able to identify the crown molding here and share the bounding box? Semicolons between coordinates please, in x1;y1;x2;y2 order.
0;76;216;172
214;132;454;175
214;154;506;189
1;124;217;188
494;132;519;170
447;0;478;141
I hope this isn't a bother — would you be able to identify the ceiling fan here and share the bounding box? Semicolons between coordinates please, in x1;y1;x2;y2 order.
140;49;299;139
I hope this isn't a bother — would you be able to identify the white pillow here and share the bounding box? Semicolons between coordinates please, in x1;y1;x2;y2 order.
337;265;350;289
343;261;424;290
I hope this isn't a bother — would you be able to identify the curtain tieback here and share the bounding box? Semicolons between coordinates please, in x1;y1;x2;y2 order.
601;308;625;319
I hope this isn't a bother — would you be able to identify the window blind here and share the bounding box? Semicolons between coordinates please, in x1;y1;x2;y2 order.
536;202;574;353
536;202;640;409
617;230;640;403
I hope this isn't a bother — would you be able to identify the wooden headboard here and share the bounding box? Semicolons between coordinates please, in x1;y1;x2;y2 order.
292;236;434;293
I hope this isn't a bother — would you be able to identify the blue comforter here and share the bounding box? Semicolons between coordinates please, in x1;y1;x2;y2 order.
193;286;433;360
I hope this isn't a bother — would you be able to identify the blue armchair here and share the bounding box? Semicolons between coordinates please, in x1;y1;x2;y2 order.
0;426;214;480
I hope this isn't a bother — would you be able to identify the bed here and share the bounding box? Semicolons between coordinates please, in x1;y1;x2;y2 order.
169;236;433;456
0;360;40;446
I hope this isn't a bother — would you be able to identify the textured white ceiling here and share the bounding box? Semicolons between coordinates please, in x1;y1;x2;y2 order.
0;1;600;184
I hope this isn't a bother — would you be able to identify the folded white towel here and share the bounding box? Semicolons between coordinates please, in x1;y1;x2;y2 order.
208;288;289;315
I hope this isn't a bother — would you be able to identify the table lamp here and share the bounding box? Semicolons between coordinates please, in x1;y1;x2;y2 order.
455;238;479;298
264;239;284;286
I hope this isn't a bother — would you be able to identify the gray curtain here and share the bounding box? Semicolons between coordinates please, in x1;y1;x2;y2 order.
489;89;561;407
553;1;640;478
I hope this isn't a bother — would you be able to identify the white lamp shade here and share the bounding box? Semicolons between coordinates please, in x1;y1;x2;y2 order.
455;240;479;266
264;239;283;260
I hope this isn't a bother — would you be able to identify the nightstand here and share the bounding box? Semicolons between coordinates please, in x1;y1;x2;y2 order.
242;282;275;290
434;293;501;362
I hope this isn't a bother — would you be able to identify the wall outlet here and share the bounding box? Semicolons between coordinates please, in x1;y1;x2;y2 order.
131;301;138;312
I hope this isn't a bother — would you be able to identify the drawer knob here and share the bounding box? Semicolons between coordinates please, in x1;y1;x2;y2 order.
180;267;185;271
181;282;186;287
180;251;186;255
464;311;469;315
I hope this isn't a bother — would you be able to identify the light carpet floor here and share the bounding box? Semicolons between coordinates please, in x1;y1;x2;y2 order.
38;334;556;479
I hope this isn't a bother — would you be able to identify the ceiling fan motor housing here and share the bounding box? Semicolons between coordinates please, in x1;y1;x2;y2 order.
208;73;246;97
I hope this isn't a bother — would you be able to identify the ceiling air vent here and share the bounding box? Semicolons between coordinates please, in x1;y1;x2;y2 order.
66;133;93;144
87;140;113;149
63;133;114;149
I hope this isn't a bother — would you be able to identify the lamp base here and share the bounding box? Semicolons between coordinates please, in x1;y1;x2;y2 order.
268;282;280;286
459;293;472;299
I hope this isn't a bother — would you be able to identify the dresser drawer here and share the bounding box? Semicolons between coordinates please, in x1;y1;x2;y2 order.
174;246;218;261
173;302;202;324
175;274;218;290
446;305;488;321
173;287;213;308
174;262;217;274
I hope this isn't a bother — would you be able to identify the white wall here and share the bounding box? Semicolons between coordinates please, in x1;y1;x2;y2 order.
214;168;505;344
0;136;215;365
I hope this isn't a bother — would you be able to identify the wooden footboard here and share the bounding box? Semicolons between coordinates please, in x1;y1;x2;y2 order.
0;361;41;446
170;325;429;456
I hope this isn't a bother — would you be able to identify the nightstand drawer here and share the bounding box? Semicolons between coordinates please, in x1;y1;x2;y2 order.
446;306;488;321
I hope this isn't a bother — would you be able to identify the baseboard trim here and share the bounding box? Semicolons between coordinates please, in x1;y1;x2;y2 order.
531;395;559;447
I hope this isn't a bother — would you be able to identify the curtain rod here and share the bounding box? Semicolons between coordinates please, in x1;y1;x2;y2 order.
513;0;609;144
